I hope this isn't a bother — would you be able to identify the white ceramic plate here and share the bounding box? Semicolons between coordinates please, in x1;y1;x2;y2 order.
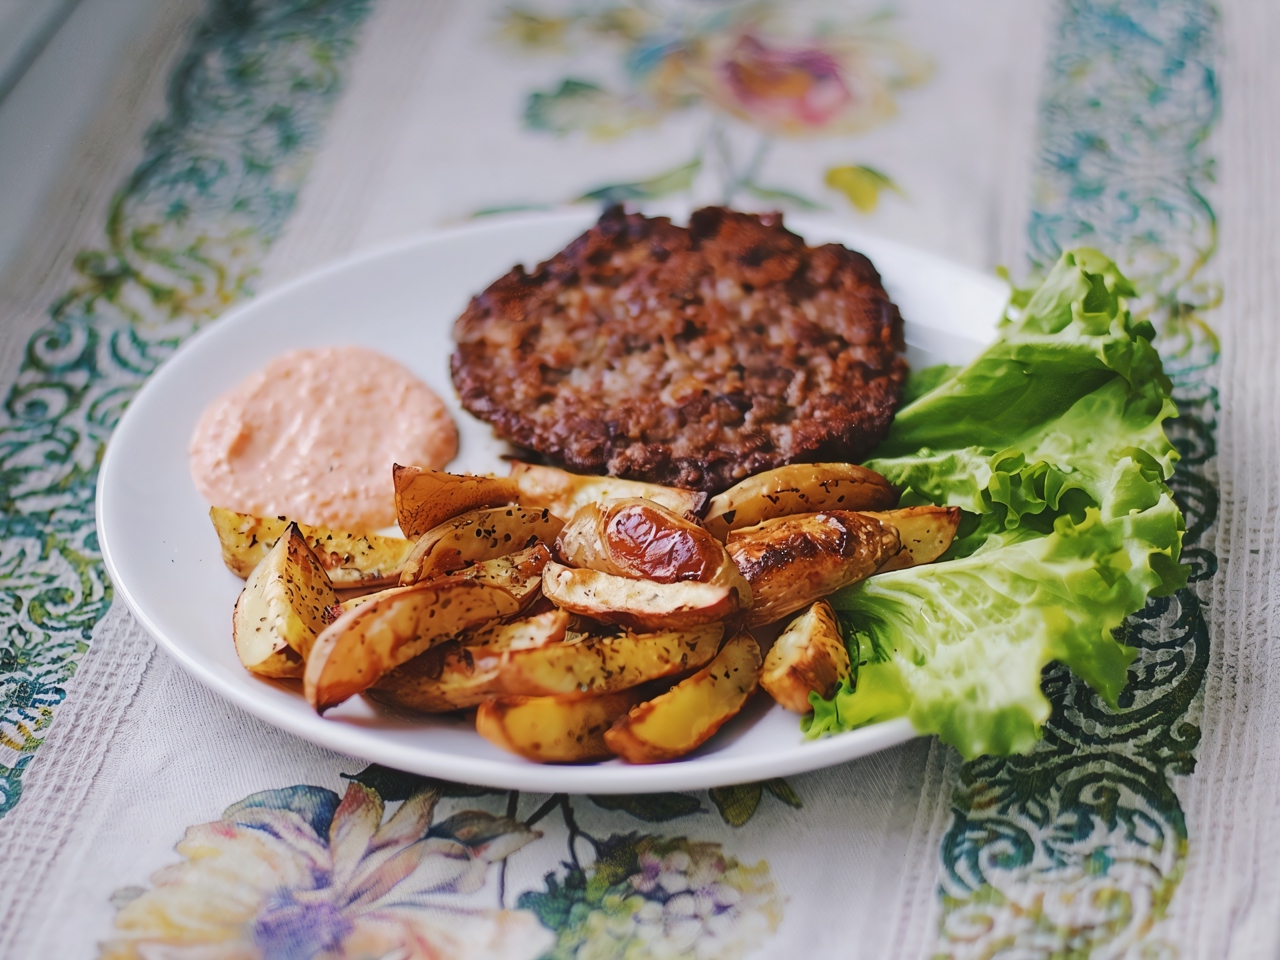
97;209;1007;793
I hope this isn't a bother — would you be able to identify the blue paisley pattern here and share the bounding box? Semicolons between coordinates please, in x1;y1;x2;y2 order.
0;0;372;816
935;1;1221;955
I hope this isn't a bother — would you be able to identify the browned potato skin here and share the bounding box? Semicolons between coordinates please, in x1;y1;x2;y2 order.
863;506;962;572
542;561;740;631
509;462;707;522
477;690;640;762
399;504;560;586
211;507;412;585
726;511;900;627
369;608;570;713
760;600;850;712
399;509;562;585
702;463;897;540
466;602;569;649
335;543;551;622
304;579;522;712
393;465;520;539
605;631;762;764
557;499;751;603
371;620;721;714
429;543;551;607
497;623;724;699
332;585;409;619
335;544;551;625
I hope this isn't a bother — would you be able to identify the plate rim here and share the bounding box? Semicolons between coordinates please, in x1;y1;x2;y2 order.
97;208;1000;793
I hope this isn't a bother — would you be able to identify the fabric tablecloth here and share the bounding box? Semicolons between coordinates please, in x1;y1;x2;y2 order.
0;0;1277;956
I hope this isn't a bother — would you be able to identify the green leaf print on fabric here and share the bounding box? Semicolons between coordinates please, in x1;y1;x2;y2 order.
709;779;804;828
588;792;704;822
708;786;762;828
526;78;668;139
0;0;373;818
343;763;504;801
578;159;702;205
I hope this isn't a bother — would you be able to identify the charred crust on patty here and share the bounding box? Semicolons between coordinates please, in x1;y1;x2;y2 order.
451;206;908;493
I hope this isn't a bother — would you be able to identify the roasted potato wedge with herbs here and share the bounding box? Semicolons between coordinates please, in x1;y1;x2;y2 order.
477;690;639;763
558;499;751;603
399;506;562;585
726;511;899;627
702;463;897;540
393;465;520;540
336;562;544;623
542;561;741;631
369;609;570;713
461;606;571;650
429;543;551;607
304;579;522;712
497;622;724;699
211;507;413;585
605;631;762;764
509;462;707;522
760;600;850;712
232;524;338;678
330;585;408;620
864;506;962;572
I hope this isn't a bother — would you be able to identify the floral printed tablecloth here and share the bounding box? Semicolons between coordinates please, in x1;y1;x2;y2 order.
1;0;1277;957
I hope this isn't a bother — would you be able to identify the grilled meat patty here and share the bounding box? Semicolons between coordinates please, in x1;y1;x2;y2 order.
451;206;908;493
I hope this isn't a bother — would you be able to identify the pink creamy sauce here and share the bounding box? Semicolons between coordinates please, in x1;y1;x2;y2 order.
189;346;457;531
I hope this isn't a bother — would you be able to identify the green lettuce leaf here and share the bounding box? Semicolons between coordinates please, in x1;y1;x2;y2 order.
812;500;1184;757
867;247;1177;555
805;248;1186;758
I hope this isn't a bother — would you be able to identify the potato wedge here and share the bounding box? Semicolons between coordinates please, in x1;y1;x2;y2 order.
211;507;412;585
760;600;850;712
334;560;547;623
542;561;740;630
369;608;571;713
461;606;571;651
498;622;724;698
703;463;897;540
393;465;520;539
510;462;707;522
726;511;900;627
232;524;338;678
557;499;751;604
304;579;521;712
430;543;551;607
477;690;639;762
605;631;762;763
399;507;563;585
864;506;962;572
331;585;408;618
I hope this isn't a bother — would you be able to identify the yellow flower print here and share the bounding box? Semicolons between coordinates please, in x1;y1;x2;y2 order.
99;782;552;960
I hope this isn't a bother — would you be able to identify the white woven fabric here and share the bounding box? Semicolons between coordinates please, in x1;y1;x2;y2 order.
0;0;1277;957
1171;3;1280;954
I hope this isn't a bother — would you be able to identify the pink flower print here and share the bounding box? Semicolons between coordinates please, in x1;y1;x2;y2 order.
720;34;854;132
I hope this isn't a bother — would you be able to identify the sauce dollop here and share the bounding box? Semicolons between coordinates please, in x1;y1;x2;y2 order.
189;346;457;531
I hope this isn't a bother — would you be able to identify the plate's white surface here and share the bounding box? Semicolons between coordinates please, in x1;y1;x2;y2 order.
98;209;1007;793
